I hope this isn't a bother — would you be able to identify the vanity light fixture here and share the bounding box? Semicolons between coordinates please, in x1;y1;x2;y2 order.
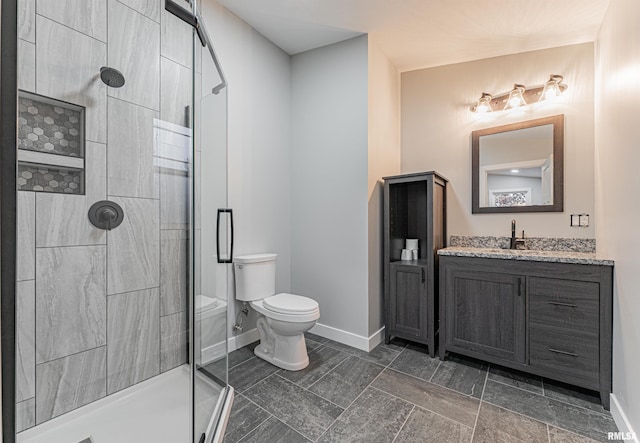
504;84;527;110
470;74;567;113
474;93;493;113
539;74;564;102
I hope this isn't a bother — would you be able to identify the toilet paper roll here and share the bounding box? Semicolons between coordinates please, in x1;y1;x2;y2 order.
406;239;419;249
401;249;412;260
411;249;418;260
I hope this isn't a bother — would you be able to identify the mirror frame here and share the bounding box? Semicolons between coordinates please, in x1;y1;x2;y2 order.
472;114;564;214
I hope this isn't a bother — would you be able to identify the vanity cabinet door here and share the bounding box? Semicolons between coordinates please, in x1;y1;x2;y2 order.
444;269;525;363
389;263;428;341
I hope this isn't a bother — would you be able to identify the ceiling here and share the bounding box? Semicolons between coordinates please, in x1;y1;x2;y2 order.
217;0;611;71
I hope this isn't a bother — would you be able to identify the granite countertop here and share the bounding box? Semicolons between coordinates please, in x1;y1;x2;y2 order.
438;246;614;266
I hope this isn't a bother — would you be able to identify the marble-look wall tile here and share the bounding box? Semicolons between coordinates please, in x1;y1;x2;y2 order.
18;39;36;92
160;57;192;127
118;0;161;22
36;347;106;423
161;10;192;68
107;197;159;294
107;288;160;394
160;229;187;315
160;167;189;230
18;0;35;42
160;311;187;372
36;142;107;247
36;0;107;41
108;0;160;111
17;191;35;281
36;15;107;143
36;246;106;363
16;398;36;432
16;280;35;402
107;98;159;199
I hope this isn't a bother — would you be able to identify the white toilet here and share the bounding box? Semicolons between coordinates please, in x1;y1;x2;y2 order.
234;253;320;371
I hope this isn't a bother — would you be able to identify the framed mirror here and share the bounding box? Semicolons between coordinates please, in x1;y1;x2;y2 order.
472;114;564;213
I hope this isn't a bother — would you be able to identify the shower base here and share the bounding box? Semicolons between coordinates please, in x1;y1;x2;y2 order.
17;365;216;443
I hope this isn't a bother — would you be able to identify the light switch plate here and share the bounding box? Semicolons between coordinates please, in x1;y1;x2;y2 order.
571;214;580;226
571;213;589;227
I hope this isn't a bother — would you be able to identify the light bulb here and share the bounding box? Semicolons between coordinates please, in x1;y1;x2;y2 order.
504;84;526;110
539;75;564;102
474;93;493;113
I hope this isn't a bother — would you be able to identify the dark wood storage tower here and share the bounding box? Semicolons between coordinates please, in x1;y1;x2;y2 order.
383;172;447;357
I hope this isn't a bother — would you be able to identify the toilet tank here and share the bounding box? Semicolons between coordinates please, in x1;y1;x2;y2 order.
234;253;277;301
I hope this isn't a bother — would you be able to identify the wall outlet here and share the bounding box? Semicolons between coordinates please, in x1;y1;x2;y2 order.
579;214;590;227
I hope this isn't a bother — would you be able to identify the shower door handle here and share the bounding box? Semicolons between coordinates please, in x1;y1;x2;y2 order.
216;208;234;263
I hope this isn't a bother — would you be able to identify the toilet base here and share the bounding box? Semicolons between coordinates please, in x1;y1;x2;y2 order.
254;343;309;371
254;315;314;371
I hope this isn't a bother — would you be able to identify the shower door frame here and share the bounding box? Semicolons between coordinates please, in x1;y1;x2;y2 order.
165;1;233;442
1;0;19;441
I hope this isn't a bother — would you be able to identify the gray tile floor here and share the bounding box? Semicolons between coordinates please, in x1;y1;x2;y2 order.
219;334;617;443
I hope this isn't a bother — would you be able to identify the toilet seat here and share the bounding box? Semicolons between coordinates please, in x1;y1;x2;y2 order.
250;293;319;323
263;293;319;315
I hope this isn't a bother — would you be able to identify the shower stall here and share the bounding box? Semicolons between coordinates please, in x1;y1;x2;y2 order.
1;0;233;441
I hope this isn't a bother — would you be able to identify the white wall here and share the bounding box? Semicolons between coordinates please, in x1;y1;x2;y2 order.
200;0;292;337
401;43;595;239
291;36;370;338
368;36;401;336
595;0;640;435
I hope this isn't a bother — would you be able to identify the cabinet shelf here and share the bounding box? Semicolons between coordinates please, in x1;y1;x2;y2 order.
383;172;447;356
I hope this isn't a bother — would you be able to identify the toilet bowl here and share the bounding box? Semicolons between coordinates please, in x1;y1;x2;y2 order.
234;254;320;371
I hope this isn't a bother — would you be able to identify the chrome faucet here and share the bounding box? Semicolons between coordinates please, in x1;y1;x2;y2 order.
510;220;526;249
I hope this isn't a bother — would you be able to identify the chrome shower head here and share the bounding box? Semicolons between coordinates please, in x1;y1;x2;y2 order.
100;66;125;88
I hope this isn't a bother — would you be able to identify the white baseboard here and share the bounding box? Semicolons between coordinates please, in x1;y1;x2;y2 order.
366;326;385;351
201;341;227;366
228;328;260;352
309;323;385;352
611;394;639;442
226;324;385;354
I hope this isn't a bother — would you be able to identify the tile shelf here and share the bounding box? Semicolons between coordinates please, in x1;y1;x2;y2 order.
18;150;84;170
17;90;86;195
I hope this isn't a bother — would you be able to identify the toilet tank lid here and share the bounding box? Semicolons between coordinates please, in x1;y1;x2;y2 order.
234;253;277;264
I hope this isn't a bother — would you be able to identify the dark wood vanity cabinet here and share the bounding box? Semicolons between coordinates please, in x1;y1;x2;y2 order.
389;261;429;341
383;172;447;357
443;270;526;364
439;256;613;408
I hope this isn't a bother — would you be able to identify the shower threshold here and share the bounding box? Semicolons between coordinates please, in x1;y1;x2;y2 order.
17;365;208;443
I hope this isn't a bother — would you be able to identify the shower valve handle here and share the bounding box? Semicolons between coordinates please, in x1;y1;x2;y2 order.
88;200;124;231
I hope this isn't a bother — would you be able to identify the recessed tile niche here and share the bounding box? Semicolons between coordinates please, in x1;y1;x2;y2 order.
17;91;85;194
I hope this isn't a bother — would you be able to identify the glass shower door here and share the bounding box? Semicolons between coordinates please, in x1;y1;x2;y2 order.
190;4;233;441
